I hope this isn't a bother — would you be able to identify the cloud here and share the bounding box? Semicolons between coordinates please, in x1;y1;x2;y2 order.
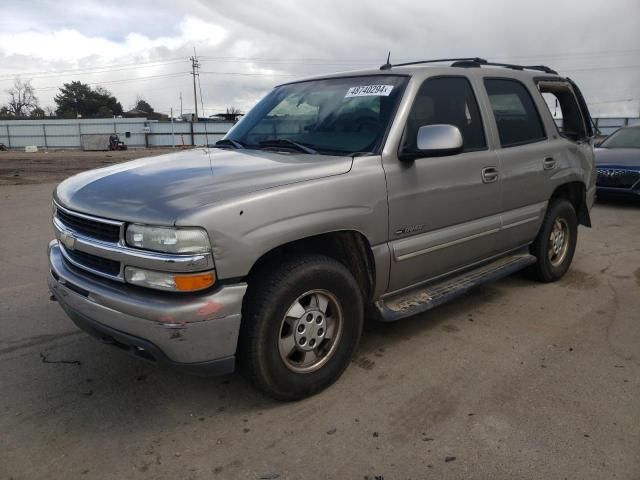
0;16;227;62
0;0;638;116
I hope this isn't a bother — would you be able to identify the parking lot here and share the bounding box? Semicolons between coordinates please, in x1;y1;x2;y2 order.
1;154;639;479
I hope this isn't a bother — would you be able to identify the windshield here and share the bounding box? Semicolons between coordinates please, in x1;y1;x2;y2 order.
223;75;408;155
600;127;640;149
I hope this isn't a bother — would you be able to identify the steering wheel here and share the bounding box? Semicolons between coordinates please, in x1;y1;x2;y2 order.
354;117;381;134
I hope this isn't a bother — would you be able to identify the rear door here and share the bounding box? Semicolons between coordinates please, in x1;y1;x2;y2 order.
480;77;551;249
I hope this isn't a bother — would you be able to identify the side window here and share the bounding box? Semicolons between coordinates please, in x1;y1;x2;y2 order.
403;77;486;152
484;79;546;147
538;82;588;141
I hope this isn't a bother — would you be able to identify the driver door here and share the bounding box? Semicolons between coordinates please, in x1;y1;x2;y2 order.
384;75;503;291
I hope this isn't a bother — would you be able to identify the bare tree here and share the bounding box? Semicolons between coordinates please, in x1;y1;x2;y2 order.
7;78;38;117
226;106;242;116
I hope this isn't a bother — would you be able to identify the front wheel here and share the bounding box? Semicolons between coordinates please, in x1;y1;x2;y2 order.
238;254;364;401
529;198;578;282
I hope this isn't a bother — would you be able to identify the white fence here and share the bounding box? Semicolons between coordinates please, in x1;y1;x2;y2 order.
0;118;234;149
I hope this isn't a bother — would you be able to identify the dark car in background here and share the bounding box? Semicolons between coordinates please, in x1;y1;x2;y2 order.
595;126;640;198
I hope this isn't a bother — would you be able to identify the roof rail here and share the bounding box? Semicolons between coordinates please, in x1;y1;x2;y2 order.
460;60;558;75
380;57;487;70
380;57;558;75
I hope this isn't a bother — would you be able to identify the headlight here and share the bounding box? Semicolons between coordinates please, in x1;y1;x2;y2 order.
126;224;211;254
125;266;216;292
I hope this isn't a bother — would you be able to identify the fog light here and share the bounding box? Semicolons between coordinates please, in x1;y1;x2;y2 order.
125;266;215;292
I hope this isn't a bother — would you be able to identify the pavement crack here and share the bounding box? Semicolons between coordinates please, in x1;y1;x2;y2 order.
39;352;82;366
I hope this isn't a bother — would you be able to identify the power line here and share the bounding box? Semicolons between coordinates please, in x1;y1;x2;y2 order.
198;48;640;64
560;64;640;72
588;98;639;105
199;70;297;77
35;72;189;91
1;49;638;86
0;57;188;81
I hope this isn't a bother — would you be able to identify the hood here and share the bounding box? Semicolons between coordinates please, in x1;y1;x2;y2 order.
54;148;353;225
595;148;640;168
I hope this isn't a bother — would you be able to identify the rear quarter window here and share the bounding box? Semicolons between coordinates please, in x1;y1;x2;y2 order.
484;79;546;148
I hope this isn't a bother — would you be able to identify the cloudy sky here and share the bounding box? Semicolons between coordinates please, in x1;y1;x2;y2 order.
1;0;639;117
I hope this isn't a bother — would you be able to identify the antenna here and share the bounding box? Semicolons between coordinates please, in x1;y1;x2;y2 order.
196;59;211;148
380;51;392;70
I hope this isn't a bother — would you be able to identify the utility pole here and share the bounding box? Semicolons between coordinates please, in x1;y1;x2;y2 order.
190;55;200;122
179;92;183;117
170;107;175;148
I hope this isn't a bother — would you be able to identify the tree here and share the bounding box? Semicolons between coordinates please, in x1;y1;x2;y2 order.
134;96;154;113
54;81;123;118
30;106;45;119
0;106;12;119
6;78;38;117
226;106;242;116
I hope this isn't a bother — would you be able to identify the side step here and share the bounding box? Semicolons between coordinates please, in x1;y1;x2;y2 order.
376;253;536;322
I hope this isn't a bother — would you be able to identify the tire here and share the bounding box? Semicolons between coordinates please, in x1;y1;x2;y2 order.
529;198;578;282
238;254;364;401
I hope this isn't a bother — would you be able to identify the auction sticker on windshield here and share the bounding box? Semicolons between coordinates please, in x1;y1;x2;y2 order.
345;85;394;97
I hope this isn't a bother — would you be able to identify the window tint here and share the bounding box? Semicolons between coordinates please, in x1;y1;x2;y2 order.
403;77;486;152
226;75;408;155
600;127;640;148
484;79;546;147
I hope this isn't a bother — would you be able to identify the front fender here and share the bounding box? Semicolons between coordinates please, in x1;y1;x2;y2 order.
177;156;389;280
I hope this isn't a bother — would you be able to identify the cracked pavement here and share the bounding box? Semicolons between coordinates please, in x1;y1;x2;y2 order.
1;183;638;479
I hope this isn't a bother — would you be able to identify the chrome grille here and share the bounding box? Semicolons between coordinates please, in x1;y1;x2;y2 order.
63;248;121;277
596;168;640;189
55;207;121;243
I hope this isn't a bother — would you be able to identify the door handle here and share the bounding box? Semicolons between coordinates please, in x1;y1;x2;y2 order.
481;166;499;183
543;157;556;170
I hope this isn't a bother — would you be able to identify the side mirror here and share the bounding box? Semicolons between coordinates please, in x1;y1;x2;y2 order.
400;124;463;161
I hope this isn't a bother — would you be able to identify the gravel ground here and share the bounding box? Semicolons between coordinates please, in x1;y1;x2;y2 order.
0;148;185;185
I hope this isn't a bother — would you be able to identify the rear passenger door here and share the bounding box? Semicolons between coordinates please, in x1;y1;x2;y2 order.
482;78;550;248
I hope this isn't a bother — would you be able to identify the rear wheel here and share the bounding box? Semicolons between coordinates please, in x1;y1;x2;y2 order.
529;198;578;282
239;254;363;401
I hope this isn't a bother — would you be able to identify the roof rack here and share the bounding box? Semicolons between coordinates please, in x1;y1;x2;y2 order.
380;57;558;75
379;57;487;70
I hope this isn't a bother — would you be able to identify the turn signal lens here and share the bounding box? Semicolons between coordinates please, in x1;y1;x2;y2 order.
174;272;215;292
124;266;216;292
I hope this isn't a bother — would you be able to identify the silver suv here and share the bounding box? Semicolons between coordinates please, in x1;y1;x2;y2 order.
48;58;596;400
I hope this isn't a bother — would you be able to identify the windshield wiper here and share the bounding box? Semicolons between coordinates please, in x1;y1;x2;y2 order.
213;139;245;149
257;138;318;154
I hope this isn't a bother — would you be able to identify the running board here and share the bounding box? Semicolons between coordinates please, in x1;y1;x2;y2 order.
376;253;536;322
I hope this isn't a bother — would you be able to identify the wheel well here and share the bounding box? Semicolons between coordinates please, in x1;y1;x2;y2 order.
550;182;591;227
248;231;376;302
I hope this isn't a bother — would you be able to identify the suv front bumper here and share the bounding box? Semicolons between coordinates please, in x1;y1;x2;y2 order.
47;240;246;374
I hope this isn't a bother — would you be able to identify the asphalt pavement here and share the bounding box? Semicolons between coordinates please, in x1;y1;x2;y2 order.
1;183;638;479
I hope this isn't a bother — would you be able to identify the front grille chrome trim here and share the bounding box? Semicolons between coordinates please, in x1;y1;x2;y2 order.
54;201;124;226
52;204;215;281
54;201;124;244
59;243;124;282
